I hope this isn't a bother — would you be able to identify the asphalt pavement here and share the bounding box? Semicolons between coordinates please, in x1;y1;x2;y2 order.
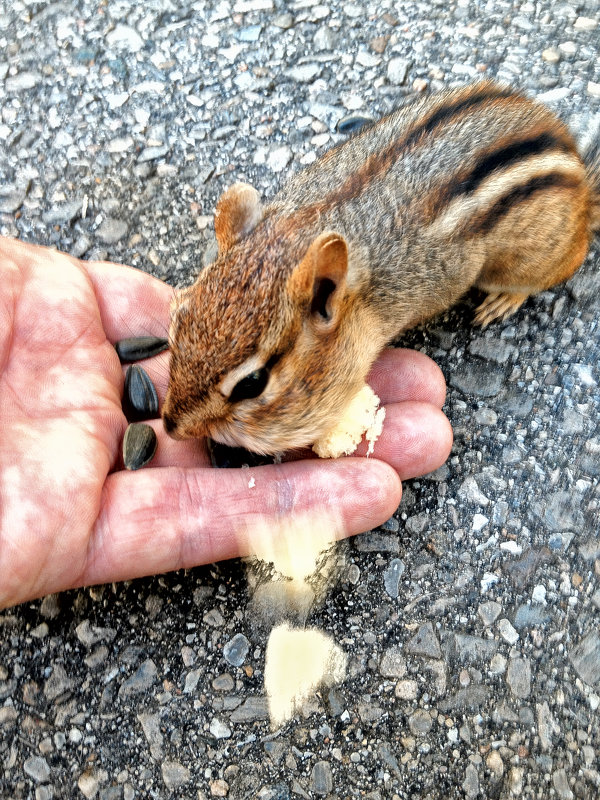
1;1;599;798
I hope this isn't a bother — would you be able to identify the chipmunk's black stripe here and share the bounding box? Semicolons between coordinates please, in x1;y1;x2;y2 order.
359;85;515;196
423;132;576;221
446;133;572;201
467;172;581;236
402;84;514;152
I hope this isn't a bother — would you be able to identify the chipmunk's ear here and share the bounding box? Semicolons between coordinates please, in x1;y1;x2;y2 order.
214;182;263;253
288;232;348;327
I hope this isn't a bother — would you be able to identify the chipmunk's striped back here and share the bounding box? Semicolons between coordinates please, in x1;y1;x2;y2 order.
270;81;597;328
276;82;588;232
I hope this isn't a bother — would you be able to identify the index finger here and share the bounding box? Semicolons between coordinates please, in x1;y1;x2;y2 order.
83;259;173;343
367;348;447;408
82;457;402;588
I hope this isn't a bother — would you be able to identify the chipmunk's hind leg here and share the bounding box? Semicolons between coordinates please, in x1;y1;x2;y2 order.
472;189;591;327
474;290;529;328
470;154;593;327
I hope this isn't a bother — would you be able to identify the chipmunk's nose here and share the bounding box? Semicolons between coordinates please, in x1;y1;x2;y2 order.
162;412;178;437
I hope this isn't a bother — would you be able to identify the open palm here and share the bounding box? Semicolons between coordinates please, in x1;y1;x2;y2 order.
0;237;452;609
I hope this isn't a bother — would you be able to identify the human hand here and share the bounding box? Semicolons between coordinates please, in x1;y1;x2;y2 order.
0;237;452;609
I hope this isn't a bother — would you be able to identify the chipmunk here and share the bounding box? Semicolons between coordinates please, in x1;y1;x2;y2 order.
162;81;600;455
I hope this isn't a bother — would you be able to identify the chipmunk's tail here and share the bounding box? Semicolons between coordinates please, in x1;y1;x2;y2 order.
582;131;600;233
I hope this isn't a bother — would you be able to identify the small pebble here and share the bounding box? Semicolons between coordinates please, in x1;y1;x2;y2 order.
123;423;158;470
383;558;405;599
106;24;144;52
6;71;41;92
118;658;158;699
532;584;547;604
570;631;600;685
272;12;293;28
137;144;170;163
314;26;336;51
78;771;100;799
588;81;600;98
267;145;293;172
115;336;169;363
137;712;164;760
574;15;597;30
369;35;389;54
478;600;502;626
310;761;333;796
406;622;442;659
212;673;234;692
472;513;489;532
24;755;51;783
395;679;418;700
409;708;433;735
507;657;531;698
209;717;232;739
0;189;26;213
387;57;410;85
542;46;560;63
161;761;191;790
552;769;574;800
463;763;479;798
489;653;507;674
285;64;321;82
497;618;519;644
223;633;250;667
95;217;128;244
380;646;406;678
210;778;229;797
355;50;380;68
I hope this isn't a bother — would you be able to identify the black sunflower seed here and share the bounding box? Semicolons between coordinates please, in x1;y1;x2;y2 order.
123;365;159;421
123;423;158;470
336;114;374;135
115;336;169;363
206;438;275;469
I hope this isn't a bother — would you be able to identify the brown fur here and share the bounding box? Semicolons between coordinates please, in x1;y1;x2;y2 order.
163;81;600;454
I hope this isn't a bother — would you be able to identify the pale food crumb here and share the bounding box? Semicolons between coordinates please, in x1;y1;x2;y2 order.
264;623;348;728
312;384;385;458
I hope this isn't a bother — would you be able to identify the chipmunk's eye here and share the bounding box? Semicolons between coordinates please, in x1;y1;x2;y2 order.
229;367;270;403
227;353;282;404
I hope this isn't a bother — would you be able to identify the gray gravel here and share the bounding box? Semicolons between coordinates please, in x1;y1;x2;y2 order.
1;0;600;798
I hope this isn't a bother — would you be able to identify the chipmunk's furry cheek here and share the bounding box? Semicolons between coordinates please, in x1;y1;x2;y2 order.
222;413;323;455
168;288;194;343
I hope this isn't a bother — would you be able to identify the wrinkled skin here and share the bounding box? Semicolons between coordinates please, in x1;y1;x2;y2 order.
0;237;452;609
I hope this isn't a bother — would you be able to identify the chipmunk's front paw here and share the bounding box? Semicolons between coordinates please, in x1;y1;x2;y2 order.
474;291;528;328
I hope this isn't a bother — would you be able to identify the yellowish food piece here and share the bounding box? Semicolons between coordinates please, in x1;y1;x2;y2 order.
312;384;386;458
245;510;340;582
242;512;348;727
264;624;348;728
